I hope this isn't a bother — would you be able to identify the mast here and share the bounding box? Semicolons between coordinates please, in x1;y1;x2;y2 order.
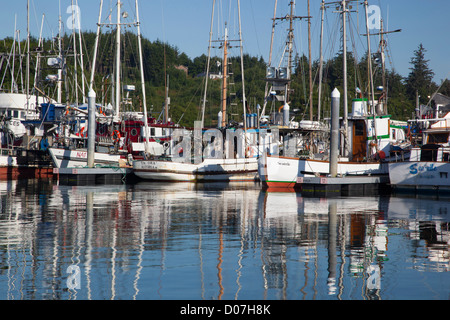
136;0;150;153
286;0;295;103
57;6;62;103
307;0;313;121
261;0;278;119
72;0;78;105
76;0;86;103
341;0;349;156
237;0;247;133
221;25;228;128
115;1;121;117
317;0;325;121
89;0;103;91
26;0;30;110
201;0;216;128
363;0;375;115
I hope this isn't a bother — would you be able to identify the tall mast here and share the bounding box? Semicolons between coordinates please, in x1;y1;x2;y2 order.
72;0;78;105
26;0;30;111
261;0;277;119
237;0;247;133
341;0;349;156
76;0;86;103
201;0;216;128
57;6;62;103
136;0;149;153
89;0;103;91
221;24;228;128
287;0;295;103
307;0;313;121
317;0;325;121
115;1;121;117
363;0;375;116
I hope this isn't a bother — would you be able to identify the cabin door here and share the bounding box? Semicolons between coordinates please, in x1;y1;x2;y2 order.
352;120;367;161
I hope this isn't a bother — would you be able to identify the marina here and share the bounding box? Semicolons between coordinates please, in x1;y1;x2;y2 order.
0;0;449;303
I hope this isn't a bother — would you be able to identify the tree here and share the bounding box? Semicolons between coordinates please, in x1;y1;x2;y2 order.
405;43;436;105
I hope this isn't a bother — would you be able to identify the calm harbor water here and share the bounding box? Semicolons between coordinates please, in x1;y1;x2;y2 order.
0;178;448;300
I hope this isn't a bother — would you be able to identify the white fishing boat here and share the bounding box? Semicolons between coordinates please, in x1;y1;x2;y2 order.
48;147;125;168
133;1;273;182
258;100;394;188
133;157;258;182
389;110;450;193
258;0;408;189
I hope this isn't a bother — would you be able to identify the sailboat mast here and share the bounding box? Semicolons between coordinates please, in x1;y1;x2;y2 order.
26;0;30;111
363;0;375;115
89;0;103;91
201;0;216;129
221;25;228;128
261;0;277;119
72;0;78;105
115;1;121;117
287;0;295;103
307;0;313;121
317;0;325;121
57;8;62;103
136;0;149;153
341;0;349;156
76;0;86;103
237;0;247;133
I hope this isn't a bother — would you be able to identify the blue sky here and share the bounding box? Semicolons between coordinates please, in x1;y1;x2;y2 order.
1;0;449;85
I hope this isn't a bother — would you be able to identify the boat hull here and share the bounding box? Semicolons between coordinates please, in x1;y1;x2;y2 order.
48;147;123;168
259;154;388;189
389;161;450;192
133;158;259;182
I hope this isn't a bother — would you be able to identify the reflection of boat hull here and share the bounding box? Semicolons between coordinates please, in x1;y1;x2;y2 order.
259;154;388;189
389;161;450;192
0;154;53;180
133;158;258;182
49;147;124;168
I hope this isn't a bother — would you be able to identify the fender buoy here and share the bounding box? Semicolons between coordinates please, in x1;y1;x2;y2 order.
246;146;254;158
112;130;121;142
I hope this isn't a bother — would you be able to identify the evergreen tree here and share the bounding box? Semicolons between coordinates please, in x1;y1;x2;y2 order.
406;43;436;105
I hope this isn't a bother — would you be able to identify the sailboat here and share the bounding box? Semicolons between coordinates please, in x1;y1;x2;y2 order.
133;0;274;182
258;0;408;189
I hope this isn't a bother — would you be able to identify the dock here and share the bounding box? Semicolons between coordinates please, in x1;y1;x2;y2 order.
53;167;135;185
298;175;390;197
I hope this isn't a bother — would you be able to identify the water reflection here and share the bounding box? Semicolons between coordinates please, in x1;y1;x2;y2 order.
0;179;448;300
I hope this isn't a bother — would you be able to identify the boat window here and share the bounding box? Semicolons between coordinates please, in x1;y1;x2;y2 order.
151;128;155;136
427;133;449;144
420;144;440;161
444;153;450;162
355;121;365;136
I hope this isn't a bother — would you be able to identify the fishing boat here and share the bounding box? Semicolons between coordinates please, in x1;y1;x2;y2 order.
47;0;174;169
258;0;408;190
389;96;450;193
133;1;276;182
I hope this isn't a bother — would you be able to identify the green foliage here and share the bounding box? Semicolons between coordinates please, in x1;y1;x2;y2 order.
0;32;439;126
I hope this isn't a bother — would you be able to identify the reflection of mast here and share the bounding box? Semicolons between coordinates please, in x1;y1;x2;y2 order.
327;202;337;295
217;224;224;300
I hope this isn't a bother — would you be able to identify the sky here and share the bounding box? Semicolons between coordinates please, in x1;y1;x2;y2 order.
1;0;449;86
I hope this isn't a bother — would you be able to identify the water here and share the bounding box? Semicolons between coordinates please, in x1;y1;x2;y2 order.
0;179;449;300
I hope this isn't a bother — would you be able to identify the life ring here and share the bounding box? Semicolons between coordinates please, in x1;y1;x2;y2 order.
245;146;254;158
112;130;121;142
